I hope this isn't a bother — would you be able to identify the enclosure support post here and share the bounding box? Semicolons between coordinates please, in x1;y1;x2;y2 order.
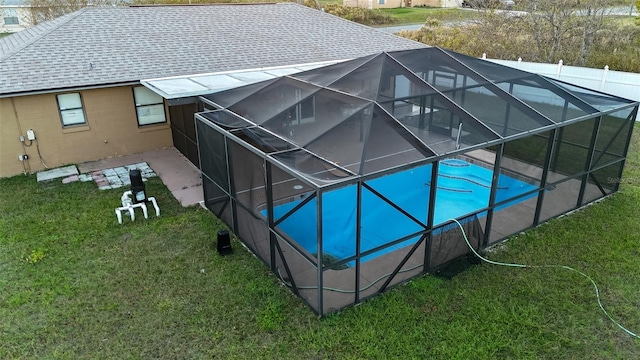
577;116;602;206
550;127;563;173
358;105;375;175
460;74;467;107
256;157;301;297
448;110;454;134
502;83;514;136
561;100;569;123
534;128;557;226
483;143;504;247
355;181;363;305
424;161;439;271
616;108;640;193
427;96;436;129
418;95;426;129
359;111;365;142
455;123;463;150
316;189;324;316
224;135;239;233
265;162;276;271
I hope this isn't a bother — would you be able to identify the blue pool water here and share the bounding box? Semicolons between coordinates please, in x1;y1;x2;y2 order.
265;159;537;265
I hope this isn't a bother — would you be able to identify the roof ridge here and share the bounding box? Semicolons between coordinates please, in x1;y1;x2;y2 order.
0;8;88;63
0;5;423;96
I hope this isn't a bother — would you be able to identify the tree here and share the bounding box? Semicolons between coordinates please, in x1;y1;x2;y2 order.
25;0;115;24
513;0;609;65
574;0;608;66
22;0;284;24
444;0;614;65
516;0;580;63
397;1;640;72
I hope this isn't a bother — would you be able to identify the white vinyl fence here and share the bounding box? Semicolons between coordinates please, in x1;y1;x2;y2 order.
485;57;640;120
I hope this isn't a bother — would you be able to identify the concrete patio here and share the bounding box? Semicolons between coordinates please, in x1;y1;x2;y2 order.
77;147;203;207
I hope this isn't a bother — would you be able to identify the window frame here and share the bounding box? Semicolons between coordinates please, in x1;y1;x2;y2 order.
56;92;87;127
2;9;19;26
3;16;19;25
133;86;167;126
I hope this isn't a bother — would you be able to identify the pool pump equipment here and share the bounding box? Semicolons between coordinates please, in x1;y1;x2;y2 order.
115;169;160;224
130;169;147;203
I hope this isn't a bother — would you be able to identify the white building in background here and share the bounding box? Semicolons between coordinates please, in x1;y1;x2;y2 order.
343;0;460;10
1;0;33;32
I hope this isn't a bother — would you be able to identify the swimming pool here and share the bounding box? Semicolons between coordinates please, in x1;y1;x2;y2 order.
266;159;538;265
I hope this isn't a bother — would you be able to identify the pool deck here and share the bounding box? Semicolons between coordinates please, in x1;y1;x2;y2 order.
465;149;604;242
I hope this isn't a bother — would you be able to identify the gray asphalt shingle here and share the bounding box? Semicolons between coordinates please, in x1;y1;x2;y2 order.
0;4;424;96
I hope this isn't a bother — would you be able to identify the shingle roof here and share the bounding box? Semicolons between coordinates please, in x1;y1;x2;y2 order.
0;11;82;60
0;4;424;96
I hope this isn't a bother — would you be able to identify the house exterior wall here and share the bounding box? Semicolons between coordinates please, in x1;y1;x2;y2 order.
1;5;33;32
342;0;444;9
0;86;172;178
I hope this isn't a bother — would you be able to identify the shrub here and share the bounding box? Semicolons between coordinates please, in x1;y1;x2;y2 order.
321;4;396;25
304;0;321;9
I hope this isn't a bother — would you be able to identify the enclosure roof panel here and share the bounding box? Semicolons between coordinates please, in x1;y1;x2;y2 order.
439;49;535;83
197;110;255;130
199;78;280;109
495;76;596;123
545;78;636;112
143;60;344;100
226;77;325;125
440;83;554;137
394;48;558;129
200;48;635;186
231;127;297;154
292;54;379;88
261;87;373;147
270;149;359;187
386;48;485;90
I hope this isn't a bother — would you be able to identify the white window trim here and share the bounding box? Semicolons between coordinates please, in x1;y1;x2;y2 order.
56;93;87;127
133;86;167;126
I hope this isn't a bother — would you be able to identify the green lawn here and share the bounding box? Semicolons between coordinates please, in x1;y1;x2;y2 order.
379;7;478;25
1;125;640;358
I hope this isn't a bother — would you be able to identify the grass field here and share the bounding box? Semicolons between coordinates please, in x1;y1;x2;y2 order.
315;2;478;26
379;7;478;25
1;125;640;358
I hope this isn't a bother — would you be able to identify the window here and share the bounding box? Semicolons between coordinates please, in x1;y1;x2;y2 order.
2;9;19;25
56;93;87;126
133;86;166;126
378;0;385;4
